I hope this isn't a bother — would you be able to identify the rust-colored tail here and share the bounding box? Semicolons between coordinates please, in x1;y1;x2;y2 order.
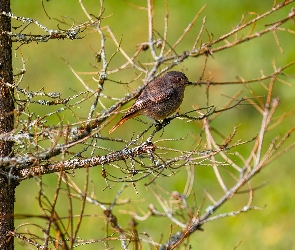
109;112;138;134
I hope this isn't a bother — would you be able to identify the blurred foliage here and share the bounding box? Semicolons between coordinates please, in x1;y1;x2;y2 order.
11;0;295;249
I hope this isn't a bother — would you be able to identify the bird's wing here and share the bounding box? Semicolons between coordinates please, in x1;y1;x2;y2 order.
122;87;175;118
146;85;176;103
123;98;149;117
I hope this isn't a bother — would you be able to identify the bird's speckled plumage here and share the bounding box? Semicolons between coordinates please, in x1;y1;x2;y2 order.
109;71;191;133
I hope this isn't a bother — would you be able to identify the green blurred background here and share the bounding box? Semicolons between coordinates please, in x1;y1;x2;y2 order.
11;0;295;249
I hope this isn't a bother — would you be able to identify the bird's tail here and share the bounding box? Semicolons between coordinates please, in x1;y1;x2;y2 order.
109;112;138;134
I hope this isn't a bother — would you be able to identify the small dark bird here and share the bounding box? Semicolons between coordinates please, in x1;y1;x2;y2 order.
109;71;191;134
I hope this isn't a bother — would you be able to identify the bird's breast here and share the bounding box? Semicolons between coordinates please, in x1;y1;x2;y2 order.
142;86;185;120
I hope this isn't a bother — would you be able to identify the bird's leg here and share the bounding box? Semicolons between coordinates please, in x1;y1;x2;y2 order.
154;118;171;132
154;120;162;131
161;118;171;127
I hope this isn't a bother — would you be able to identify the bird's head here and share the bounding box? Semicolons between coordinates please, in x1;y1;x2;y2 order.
165;71;191;86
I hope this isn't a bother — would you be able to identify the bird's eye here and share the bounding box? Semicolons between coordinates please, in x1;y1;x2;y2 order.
177;77;182;81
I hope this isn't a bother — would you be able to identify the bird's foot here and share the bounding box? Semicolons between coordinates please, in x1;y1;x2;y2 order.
154;120;162;131
161;118;170;127
154;118;171;132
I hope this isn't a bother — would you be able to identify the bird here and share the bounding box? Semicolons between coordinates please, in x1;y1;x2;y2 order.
109;71;191;134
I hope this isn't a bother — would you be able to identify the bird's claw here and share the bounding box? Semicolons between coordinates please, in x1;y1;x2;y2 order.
154;118;171;131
